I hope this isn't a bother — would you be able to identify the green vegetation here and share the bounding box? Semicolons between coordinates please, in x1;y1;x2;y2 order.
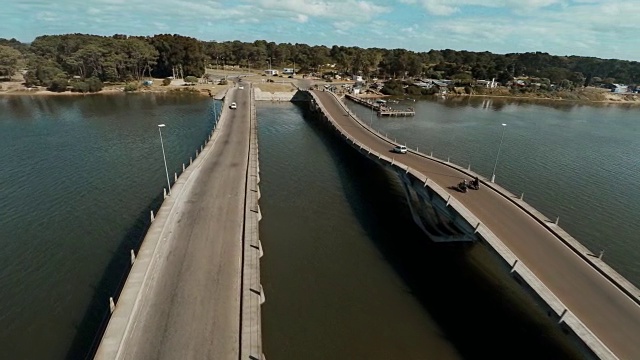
123;82;139;92
1;33;639;95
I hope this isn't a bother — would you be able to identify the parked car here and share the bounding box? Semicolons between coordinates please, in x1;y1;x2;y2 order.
230;102;237;109
392;145;407;154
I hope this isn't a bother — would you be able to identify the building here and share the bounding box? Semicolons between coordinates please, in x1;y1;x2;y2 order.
611;84;629;93
264;69;279;76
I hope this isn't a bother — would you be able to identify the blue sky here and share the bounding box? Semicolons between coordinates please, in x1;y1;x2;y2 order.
1;0;638;61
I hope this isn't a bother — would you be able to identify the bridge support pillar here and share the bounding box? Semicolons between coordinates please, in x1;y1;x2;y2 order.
558;308;568;324
599;249;605;259
183;163;185;172
130;249;136;265
150;210;155;222
190;157;193;165
260;284;266;305
510;259;518;273
555;216;559;225
258;240;264;258
195;149;199;157
520;192;524;200
174;173;178;182
109;297;116;313
163;188;167;199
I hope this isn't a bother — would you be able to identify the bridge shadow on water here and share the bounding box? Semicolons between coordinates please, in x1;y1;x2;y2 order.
298;102;581;360
64;192;165;360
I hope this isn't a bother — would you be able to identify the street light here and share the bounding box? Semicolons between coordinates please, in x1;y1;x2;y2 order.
158;124;171;195
490;123;507;183
267;58;271;70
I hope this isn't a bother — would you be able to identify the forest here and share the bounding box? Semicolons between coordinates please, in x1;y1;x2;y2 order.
1;33;639;93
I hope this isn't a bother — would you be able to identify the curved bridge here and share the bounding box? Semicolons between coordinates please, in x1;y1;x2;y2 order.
310;89;640;360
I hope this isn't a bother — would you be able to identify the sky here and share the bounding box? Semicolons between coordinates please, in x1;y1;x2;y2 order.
1;0;639;61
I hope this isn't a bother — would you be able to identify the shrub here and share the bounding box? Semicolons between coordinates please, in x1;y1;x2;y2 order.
162;78;172;86
124;82;139;92
406;85;422;95
219;79;228;85
184;76;198;84
47;78;68;92
86;77;103;92
72;81;90;93
381;80;404;96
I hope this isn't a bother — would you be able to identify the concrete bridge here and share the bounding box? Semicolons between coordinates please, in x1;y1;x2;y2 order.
309;89;640;360
93;84;264;360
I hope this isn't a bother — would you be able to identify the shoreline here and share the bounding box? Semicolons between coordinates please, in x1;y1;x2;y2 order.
3;84;639;106
0;87;218;97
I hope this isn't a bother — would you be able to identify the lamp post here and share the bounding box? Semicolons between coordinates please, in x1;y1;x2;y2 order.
267;58;271;70
370;101;373;126
158;124;171;195
490;123;507;183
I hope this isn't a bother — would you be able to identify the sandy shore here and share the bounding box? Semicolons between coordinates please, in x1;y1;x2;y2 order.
2;75;639;106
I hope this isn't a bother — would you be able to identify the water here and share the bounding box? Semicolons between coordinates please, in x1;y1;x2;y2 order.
0;94;637;359
0;94;218;359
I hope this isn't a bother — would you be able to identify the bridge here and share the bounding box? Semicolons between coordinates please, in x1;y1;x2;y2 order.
93;84;263;359
91;81;640;360
309;89;640;360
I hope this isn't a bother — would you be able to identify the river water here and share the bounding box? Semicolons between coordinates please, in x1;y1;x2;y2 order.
0;93;637;359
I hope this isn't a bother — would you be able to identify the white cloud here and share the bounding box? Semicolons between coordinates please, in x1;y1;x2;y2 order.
294;14;309;23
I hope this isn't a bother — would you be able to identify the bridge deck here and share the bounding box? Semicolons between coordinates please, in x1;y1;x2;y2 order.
312;90;640;360
95;86;257;359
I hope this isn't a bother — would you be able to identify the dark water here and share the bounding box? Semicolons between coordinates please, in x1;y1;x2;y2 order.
0;94;218;359
0;94;636;359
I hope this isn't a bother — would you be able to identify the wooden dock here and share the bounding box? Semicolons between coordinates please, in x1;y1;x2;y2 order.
345;94;415;117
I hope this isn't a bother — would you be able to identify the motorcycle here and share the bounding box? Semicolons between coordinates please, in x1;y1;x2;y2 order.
457;181;468;193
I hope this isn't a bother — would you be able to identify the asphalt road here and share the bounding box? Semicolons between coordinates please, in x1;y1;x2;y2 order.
114;87;251;359
313;90;640;360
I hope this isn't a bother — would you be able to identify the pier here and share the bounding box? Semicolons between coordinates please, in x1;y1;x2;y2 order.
345;94;415;117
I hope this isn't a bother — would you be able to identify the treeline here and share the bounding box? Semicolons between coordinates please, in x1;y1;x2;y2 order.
1;33;639;92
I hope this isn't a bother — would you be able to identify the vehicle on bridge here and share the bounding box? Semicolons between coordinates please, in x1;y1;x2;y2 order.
230;102;237;109
392;145;407;154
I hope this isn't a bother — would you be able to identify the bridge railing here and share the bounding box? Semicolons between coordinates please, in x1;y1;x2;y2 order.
309;90;617;360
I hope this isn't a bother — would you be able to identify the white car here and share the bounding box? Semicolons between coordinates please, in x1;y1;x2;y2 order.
392;145;407;154
230;102;237;109
238;86;244;90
